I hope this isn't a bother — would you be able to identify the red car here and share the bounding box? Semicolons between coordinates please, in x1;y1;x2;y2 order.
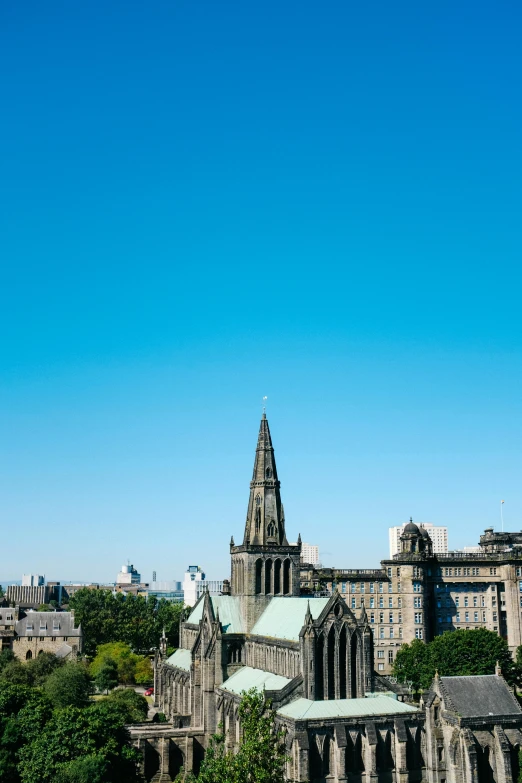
144;687;154;696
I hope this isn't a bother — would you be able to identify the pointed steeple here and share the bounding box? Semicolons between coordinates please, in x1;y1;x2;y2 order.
305;600;313;626
243;415;288;547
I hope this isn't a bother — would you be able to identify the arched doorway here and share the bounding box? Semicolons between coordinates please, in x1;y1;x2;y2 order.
25;650;32;660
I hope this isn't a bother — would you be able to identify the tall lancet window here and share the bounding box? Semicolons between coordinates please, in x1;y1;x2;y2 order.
267;521;276;538
265;467;272;478
255;494;262;533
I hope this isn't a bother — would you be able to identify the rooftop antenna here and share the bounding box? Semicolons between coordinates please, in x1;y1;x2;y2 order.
262;396;268;417
501;500;505;532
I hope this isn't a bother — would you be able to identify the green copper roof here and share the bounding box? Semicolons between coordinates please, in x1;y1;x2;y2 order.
221;666;292;695
166;648;191;671
251;597;331;641
277;696;418;720
186;596;244;634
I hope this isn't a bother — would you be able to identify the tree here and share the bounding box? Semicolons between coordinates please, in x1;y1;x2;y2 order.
26;652;64;686
0;661;33;687
105;688;149;722
17;701;141;783
43;663;93;709
69;588;185;656
94;659;118;695
90;642;139;685
393;628;516;691
0;650;15;672
134;656;153;685
176;689;287;783
54;755;108;783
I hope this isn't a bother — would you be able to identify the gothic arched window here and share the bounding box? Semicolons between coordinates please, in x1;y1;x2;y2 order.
265;467;272;478
255;494;261;505
267;521;276;537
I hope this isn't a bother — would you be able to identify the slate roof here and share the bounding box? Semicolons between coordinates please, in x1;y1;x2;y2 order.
166;648;192;672
277;695;418;720
187;596;244;634
439;676;522;718
16;611;81;638
221;666;292;695
251;597;331;641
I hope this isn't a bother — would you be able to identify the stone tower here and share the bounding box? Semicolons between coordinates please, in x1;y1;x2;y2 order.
230;414;302;631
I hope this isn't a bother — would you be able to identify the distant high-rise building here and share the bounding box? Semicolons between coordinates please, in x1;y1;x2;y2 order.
300;542;320;566
152;570;157;583
389;522;448;558
182;566;224;607
116;563;141;585
22;574;45;587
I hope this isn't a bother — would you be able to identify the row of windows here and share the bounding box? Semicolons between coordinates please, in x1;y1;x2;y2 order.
351;597;405;609
344;582;394;594
439;595;487;608
369;612;405;624
437;613;496;623
23;636;69;642
374;626;403;639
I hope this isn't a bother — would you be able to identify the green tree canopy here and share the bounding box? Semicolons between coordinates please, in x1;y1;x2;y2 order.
177;689;287;783
69;588;184;656
25;652;64;686
393;628;515;691
18;701;140;783
105;688;148;723
94;659;118;695
43;663;93;709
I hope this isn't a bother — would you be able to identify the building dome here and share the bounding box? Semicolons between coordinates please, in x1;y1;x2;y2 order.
420;526;431;539
403;521;420;534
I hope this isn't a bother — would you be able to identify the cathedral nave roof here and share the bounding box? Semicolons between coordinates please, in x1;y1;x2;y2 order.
251;596;331;641
220;665;293;694
277;695;418;720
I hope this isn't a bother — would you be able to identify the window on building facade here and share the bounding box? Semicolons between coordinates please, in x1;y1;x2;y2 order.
399;627;403;638
398;612;402;623
482;611;486;622
517;568;522;577
455;597;459;607
389;597;393;608
389;650;394;662
464;597;468;607
414;597;422;608
481;596;485;606
465;612;469;622
388;583;393;593
473;597;478;607
490;568;497;575
377;650;384;658
389;613;393;624
414;612;422;623
370;583;374;593
472;568;480;575
493;613;498;622
379;582;384;593
370;613;375;623
378;662;384;670
387;568;392;577
379;597;384;608
360;583;365;592
390;627;394;638
415;629;423;639
379;627;384;639
396;568;400;577
456;613;460;622
379;613;384;623
474;612;478;622
351;598;356;609
413;581;421;593
446;615;451;623
342;582;346;593
351;583;356;593
398;597;402;608
370;597;375;608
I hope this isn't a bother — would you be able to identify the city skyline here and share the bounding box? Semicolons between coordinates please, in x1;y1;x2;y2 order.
1;2;521;581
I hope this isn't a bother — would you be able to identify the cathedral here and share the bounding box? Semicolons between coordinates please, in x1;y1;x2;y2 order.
132;415;522;783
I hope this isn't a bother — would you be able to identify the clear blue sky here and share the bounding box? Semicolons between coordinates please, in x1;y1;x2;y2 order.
1;1;521;583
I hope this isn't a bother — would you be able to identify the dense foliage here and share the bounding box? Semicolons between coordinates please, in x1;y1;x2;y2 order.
0;657;144;783
176;689;288;783
90;642;153;687
393;628;516;691
68;589;184;656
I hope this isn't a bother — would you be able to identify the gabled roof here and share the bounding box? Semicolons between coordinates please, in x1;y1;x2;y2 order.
251;597;331;641
439;676;522;718
16;611;81;638
277;695;418;720
166;648;192;672
187;596;244;634
221;666;292;695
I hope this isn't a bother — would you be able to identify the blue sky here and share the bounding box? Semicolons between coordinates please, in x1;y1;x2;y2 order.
1;1;521;583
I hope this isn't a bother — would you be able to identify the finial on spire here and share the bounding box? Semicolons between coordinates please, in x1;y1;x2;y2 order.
305;600;312;625
230;535;235;547
262;395;268;418
434;669;439;680
495;660;502;676
297;533;302;545
410;516;413;523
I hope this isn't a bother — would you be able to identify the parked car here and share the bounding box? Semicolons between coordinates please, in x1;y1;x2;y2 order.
144;687;154;696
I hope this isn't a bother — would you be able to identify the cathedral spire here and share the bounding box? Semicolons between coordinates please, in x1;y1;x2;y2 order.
243;415;288;547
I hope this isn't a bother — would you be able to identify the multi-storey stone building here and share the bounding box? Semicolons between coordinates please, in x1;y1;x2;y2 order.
132;416;522;783
0;606;82;660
